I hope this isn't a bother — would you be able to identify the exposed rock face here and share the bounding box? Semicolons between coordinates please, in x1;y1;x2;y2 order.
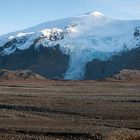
85;47;140;80
0;45;69;79
134;27;140;37
0;69;46;80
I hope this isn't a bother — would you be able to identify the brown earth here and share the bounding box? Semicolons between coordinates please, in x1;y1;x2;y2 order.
0;69;46;81
105;69;140;82
0;80;139;140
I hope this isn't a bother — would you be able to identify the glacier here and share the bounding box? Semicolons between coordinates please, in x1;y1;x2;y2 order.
0;11;140;79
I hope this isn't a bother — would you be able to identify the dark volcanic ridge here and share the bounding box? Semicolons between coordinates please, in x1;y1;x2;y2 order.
85;47;140;80
0;45;69;80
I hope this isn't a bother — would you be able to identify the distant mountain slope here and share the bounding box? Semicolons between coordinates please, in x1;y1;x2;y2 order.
0;11;140;80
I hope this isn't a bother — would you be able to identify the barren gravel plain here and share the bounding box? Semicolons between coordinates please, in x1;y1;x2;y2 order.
0;80;139;140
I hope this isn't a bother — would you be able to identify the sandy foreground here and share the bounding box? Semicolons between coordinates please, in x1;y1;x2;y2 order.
0;80;139;140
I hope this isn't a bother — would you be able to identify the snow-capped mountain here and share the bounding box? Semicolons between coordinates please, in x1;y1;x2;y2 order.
0;11;140;80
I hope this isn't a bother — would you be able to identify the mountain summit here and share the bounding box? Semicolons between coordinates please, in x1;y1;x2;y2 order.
83;11;104;17
0;11;140;80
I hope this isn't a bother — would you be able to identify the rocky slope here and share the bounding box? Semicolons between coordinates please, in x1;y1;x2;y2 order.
105;69;140;81
0;45;69;79
0;69;46;80
85;47;140;80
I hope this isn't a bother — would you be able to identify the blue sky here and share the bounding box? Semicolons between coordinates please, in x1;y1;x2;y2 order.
0;0;140;35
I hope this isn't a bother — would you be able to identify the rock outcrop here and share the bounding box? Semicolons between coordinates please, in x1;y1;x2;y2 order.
0;45;69;79
85;47;140;80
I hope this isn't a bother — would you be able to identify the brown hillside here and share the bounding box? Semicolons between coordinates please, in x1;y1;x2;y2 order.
0;69;46;81
106;69;140;81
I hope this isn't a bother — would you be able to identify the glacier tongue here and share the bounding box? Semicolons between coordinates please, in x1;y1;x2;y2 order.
60;35;116;80
64;47;112;80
